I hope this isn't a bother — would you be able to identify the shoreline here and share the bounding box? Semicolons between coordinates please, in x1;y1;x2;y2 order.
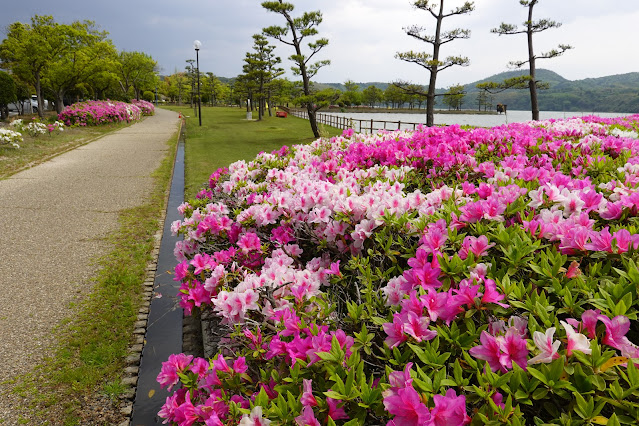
319;107;499;115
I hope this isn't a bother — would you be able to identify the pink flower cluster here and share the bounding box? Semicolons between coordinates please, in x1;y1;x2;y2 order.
383;363;470;426
132;99;156;115
157;309;353;425
162;114;639;425
58;100;142;126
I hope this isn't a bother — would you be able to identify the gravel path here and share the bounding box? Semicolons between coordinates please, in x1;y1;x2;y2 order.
0;108;179;424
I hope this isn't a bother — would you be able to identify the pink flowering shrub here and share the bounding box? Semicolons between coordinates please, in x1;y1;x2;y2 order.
57;100;142;126
161;116;639;425
132;99;155;116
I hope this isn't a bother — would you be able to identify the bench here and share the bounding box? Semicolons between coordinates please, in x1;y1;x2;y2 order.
275;111;288;118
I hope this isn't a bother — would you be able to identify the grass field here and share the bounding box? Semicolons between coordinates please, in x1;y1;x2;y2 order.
161;105;342;198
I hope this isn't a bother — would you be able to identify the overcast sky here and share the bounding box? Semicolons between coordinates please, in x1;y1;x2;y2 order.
2;0;638;88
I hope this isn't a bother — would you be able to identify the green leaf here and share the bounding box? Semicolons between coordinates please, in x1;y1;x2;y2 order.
527;367;549;386
324;390;347;400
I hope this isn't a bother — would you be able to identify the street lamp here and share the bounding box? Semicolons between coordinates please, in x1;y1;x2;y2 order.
194;40;202;126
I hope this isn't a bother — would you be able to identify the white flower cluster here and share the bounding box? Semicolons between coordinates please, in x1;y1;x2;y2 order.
610;127;639;140
9;119;64;137
0;128;23;148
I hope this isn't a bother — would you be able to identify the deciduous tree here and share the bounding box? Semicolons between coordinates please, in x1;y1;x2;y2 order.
395;0;474;126
0;15;70;117
491;0;572;120
442;83;465;110
262;0;330;137
0;71;16;119
117;51;158;101
44;21;118;113
362;85;383;108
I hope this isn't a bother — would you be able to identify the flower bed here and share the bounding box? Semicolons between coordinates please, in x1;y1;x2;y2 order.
0;128;22;148
161;116;639;425
57;100;142;126
132;99;155;116
10;118;64;137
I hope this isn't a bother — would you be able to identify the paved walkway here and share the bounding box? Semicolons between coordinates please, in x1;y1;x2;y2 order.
0;108;180;423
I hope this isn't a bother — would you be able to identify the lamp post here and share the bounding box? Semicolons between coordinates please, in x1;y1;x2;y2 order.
194;40;202;126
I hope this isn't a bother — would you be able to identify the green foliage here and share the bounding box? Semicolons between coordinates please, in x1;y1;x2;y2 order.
0;70;17;106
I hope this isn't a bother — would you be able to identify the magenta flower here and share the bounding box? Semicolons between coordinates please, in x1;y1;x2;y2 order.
157;353;193;390
430;389;471;426
469;331;504;372
481;279;509;308
383;385;431;426
237;232;262;253
383;313;408;349
581;309;600;338
596;314;639;357
300;379;318;407
402;312;437;343
326;396;349;421
498;329;528;371
295;405;321;426
458;235;495;260
233;356;248;374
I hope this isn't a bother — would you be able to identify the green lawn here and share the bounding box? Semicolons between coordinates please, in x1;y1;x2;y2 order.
0;114;136;179
161;106;342;198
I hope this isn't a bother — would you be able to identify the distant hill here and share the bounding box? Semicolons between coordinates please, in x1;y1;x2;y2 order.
208;69;639;113
458;69;639;113
312;70;639;113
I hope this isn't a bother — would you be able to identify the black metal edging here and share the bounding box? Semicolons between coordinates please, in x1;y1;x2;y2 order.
130;121;186;425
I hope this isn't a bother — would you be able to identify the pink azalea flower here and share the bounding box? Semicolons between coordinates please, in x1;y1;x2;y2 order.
498;329;528;371
237;232;262;253
597;314;639;357
326;396;349;421
481;279;509;308
212;354;231;373
190;357;210;379
300;379;318;407
388;362;413;389
565;261;582;278
581;309;600;338
430;389;471;426
402;312;437;343
383;385;432;426
528;327;561;364
458;235;495;260
157;353;193;390
233;357;248;374
469;331;504;372
420;288;449;322
295;405;321;426
560;320;592;356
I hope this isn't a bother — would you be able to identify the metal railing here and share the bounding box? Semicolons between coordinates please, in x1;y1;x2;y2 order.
280;107;425;133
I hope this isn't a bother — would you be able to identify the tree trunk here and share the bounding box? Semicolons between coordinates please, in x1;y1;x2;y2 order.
35;71;44;118
527;1;540;121
307;106;320;138
426;0;445;127
55;90;65;114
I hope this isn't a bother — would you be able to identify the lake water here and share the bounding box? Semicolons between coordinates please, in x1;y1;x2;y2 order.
322;110;635;132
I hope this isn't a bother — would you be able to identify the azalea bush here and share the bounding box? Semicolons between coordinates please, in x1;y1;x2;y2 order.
0;127;22;148
132;99;155;116
57;100;141;126
10;118;64;137
160;115;639;425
